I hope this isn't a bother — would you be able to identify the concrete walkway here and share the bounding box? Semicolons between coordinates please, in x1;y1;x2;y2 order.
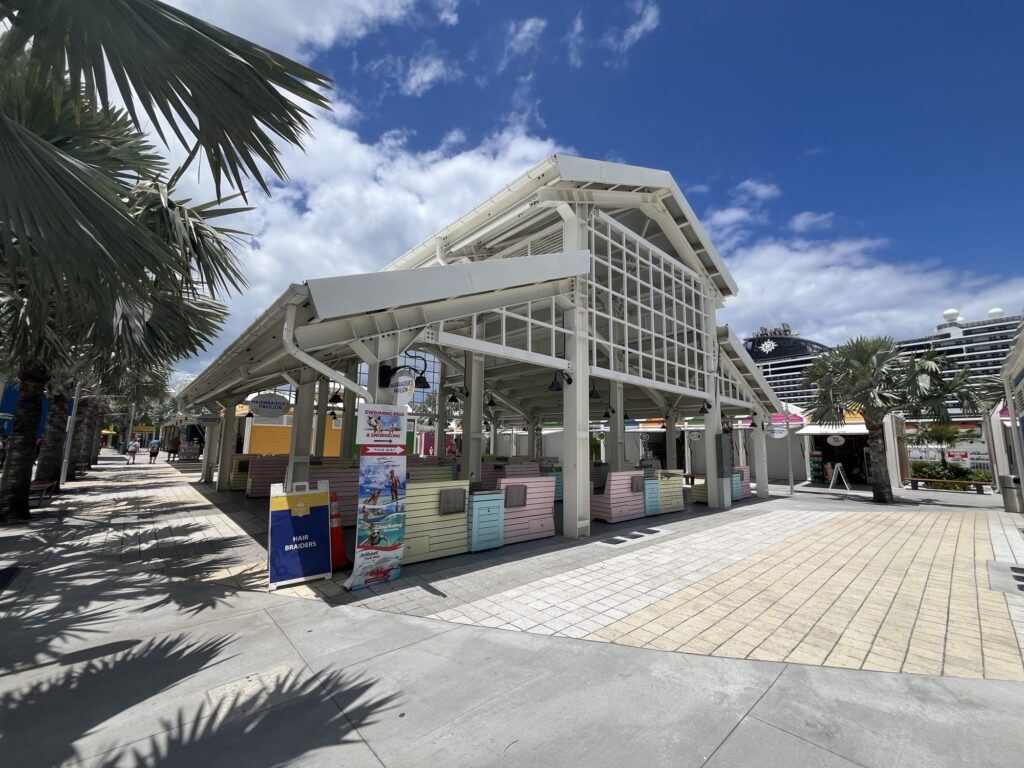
2;456;1023;767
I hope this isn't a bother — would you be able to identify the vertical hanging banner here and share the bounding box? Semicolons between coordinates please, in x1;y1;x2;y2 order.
346;403;409;589
268;480;332;590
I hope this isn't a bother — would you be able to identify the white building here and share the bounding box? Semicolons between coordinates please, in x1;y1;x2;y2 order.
899;308;1022;412
179;156;782;539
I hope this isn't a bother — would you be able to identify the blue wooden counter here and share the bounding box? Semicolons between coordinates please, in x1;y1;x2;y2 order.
468;491;504;552
644;479;661;516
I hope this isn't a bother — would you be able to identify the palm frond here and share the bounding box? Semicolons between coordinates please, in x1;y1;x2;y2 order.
1;0;332;197
0;111;181;312
128;179;250;299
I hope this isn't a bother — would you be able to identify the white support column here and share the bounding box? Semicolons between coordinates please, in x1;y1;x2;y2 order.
683;426;692;473
341;362;358;460
285;370;318;489
664;411;677;471
704;401;730;509
737;427;748;467
882;415;903;497
201;420;221;484
1005;379;1024;477
527;420;539;458
216;399;241;491
986;409;1011;489
460;352;485;484
489;418;498;457
434;362;448;456
563;298;591;539
608;381;625;471
752;414;769;498
313;378;329;457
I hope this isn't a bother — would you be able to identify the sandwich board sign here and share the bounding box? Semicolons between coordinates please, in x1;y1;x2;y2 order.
267;480;332;590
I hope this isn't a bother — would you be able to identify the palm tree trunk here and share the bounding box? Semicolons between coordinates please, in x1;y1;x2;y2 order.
66;398;94;482
87;402;105;465
72;400;97;477
34;387;69;489
866;420;894;504
0;361;50;522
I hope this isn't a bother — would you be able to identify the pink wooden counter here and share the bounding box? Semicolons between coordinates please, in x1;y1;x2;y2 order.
590;470;645;522
497;475;556;544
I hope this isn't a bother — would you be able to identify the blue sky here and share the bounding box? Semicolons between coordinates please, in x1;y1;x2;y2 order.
166;1;1024;374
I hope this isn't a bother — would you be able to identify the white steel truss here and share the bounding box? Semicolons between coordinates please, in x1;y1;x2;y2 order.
586;211;711;398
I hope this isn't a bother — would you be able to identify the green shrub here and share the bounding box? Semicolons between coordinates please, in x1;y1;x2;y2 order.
910;461;990;490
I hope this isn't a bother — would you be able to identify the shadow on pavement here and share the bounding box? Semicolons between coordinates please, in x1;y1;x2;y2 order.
0;519;249;673
90;667;397;768
1;634;234;767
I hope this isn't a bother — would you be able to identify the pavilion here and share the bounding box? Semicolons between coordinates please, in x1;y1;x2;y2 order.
178;155;782;539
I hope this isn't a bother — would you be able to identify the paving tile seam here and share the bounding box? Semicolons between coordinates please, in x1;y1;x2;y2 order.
260;608;389;768
618;513;881;651
732;510;938;665
744;713;876;768
423;508;845;633
698;511;930;659
699;664;789;768
595;509;1024;680
853;512;954;673
606;511;904;653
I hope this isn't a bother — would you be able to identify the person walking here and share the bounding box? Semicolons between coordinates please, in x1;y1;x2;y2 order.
147;437;161;464
126;437;140;464
168;434;181;462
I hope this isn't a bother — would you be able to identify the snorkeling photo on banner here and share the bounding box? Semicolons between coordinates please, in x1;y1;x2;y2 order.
346;443;408;589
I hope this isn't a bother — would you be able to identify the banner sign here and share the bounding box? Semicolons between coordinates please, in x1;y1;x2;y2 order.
356;403;407;446
345;444;408;589
268;481;332;590
249;392;289;417
390;373;416;407
945;449;971;469
767;425;787;439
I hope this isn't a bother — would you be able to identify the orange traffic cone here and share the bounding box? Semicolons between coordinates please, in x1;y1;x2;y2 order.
329;492;349;570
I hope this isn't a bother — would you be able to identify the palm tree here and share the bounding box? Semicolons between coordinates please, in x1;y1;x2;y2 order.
803;336;980;503
0;2;328;520
0;0;330;263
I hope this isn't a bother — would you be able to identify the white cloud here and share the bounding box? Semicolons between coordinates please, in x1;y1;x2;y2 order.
177;99;569;371
164;0;416;59
684;183;710;195
733;178;781;202
567;12;585;68
719;237;1024;346
499;17;548;72
788;211;834;232
431;0;459;25
704;206;764;251
401;51;463;96
604;0;660;55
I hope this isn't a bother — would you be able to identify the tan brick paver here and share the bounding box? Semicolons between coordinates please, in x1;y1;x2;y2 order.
587;509;1024;681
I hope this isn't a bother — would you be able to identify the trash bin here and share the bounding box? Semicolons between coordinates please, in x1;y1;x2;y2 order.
999;475;1022;514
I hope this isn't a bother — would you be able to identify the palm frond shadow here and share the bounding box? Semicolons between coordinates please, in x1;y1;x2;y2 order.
0;633;235;768
91;667;398;768
0;523;251;672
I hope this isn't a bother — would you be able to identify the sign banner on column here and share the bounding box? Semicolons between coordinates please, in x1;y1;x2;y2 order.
268;480;332;590
346;444;408;589
346;402;409;590
356;403;408;446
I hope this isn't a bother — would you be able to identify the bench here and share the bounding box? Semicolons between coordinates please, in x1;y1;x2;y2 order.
29;481;56;507
908;478;986;494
